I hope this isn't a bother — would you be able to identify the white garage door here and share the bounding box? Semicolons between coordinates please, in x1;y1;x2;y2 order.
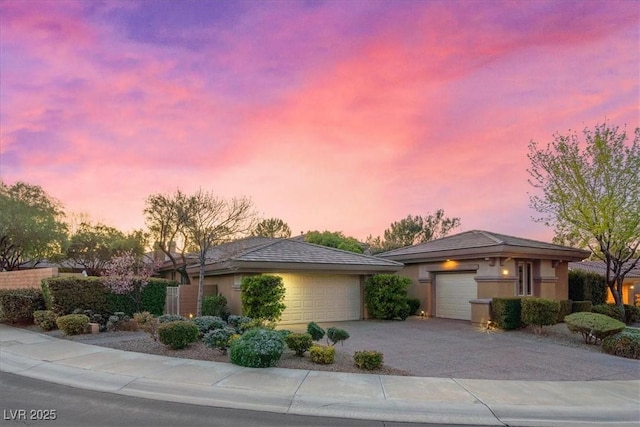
278;273;361;325
435;273;477;320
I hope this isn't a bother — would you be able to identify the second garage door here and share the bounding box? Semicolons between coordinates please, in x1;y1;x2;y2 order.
435;272;477;320
278;273;361;325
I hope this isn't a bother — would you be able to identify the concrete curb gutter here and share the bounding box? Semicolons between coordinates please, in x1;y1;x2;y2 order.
1;325;638;426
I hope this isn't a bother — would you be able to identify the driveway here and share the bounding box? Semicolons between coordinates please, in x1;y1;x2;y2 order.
286;317;639;381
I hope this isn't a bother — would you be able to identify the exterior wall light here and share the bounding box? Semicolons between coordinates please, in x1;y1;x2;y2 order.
501;269;509;276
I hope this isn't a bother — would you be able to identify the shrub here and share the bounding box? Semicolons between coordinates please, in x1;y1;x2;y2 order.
227;315;253;333
557;300;573;323
158;320;200;349
521;298;560;334
240;275;286;321
0;288;45;323
623;305;640;325
564;312;626;345
307;321;325;341
106;312;135;332
157;314;186;323
191;316;227;334
202;294;230;319
491;298;523;330
309;345;335;364
326;327;350;346
42;277;109;315
285;333;313;356
108;279;174;316
602;329;640;359
353;350;384;370
229;328;285;368
406;297;421;316
33;310;57;331
77;309;107;332
134;311;158;340
568;270;607;306
592;304;624;322
572;300;592;313
56;314;90;335
203;327;237;354
364;274;412;320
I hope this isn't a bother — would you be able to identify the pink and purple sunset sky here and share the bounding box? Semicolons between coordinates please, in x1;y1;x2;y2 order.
1;0;638;243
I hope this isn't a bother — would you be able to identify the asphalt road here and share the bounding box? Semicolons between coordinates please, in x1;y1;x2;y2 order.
0;372;477;427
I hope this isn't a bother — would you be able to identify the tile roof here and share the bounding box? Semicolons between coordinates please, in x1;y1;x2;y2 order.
569;260;640;278
378;230;590;261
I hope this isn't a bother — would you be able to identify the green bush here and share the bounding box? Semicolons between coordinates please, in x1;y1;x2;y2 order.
191;316;227;334
364;274;412;320
491;298;523;330
42;277;109;315
326;327;350;346
307;321;325;341
623;305;640;325
602;329;640;359
203;327;237;354
202;294;230;319
107;279;174;316
158;314;186;323
240;275;286;321
592;304;624;322
572;300;592;313
521;298;560;334
56;314;90;335
353;350;384;370
564;312;626;344
227;315;252;333
309;345;335;364
568;270;608;306
33;310;57;331
106;312;134;332
158;320;200;349
0;288;45;323
406;297;421;315
285;333;313;356
557;300;573;323
229;328;285;368
134;311;158;339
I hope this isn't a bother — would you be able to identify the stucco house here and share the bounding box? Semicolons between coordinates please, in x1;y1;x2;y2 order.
569;260;640;306
378;230;590;325
159;237;403;324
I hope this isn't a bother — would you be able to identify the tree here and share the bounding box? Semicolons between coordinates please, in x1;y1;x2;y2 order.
64;221;146;275
527;123;640;309
182;190;257;316
0;181;67;270
252;218;291;238
144;190;193;285
102;250;157;313
367;210;461;253
305;230;363;253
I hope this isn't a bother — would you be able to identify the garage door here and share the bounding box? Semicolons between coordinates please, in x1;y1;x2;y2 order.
278;273;361;325
435;273;477;320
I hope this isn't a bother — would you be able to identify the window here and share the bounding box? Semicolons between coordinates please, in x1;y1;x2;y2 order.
517;261;533;296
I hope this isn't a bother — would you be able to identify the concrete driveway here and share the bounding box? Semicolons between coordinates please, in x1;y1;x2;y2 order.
286;317;640;381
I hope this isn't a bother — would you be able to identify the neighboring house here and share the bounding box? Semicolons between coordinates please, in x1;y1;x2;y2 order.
569;260;640;306
378;230;590;326
158;237;403;324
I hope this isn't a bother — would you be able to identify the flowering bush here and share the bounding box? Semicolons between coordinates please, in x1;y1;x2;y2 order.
230;328;285;368
102;250;157;313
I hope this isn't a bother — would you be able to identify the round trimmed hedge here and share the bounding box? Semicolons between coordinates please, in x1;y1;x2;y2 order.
158;320;199;349
229;328;285;368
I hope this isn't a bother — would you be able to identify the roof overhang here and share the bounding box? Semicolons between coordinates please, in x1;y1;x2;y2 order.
186;260;403;276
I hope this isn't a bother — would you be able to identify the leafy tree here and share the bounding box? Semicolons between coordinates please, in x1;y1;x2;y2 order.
144;190;193;284
364;274;412;320
102;250;157;313
252;217;292;238
240;274;286;321
305;230;363;253
64;222;146;275
182;190;257;316
0;181;67;270
367;210;461;253
527;123;640;309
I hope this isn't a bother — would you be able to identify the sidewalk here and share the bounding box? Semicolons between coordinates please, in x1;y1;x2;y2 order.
1;324;638;426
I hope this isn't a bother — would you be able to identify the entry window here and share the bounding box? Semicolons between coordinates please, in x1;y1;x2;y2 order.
517;262;533;296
